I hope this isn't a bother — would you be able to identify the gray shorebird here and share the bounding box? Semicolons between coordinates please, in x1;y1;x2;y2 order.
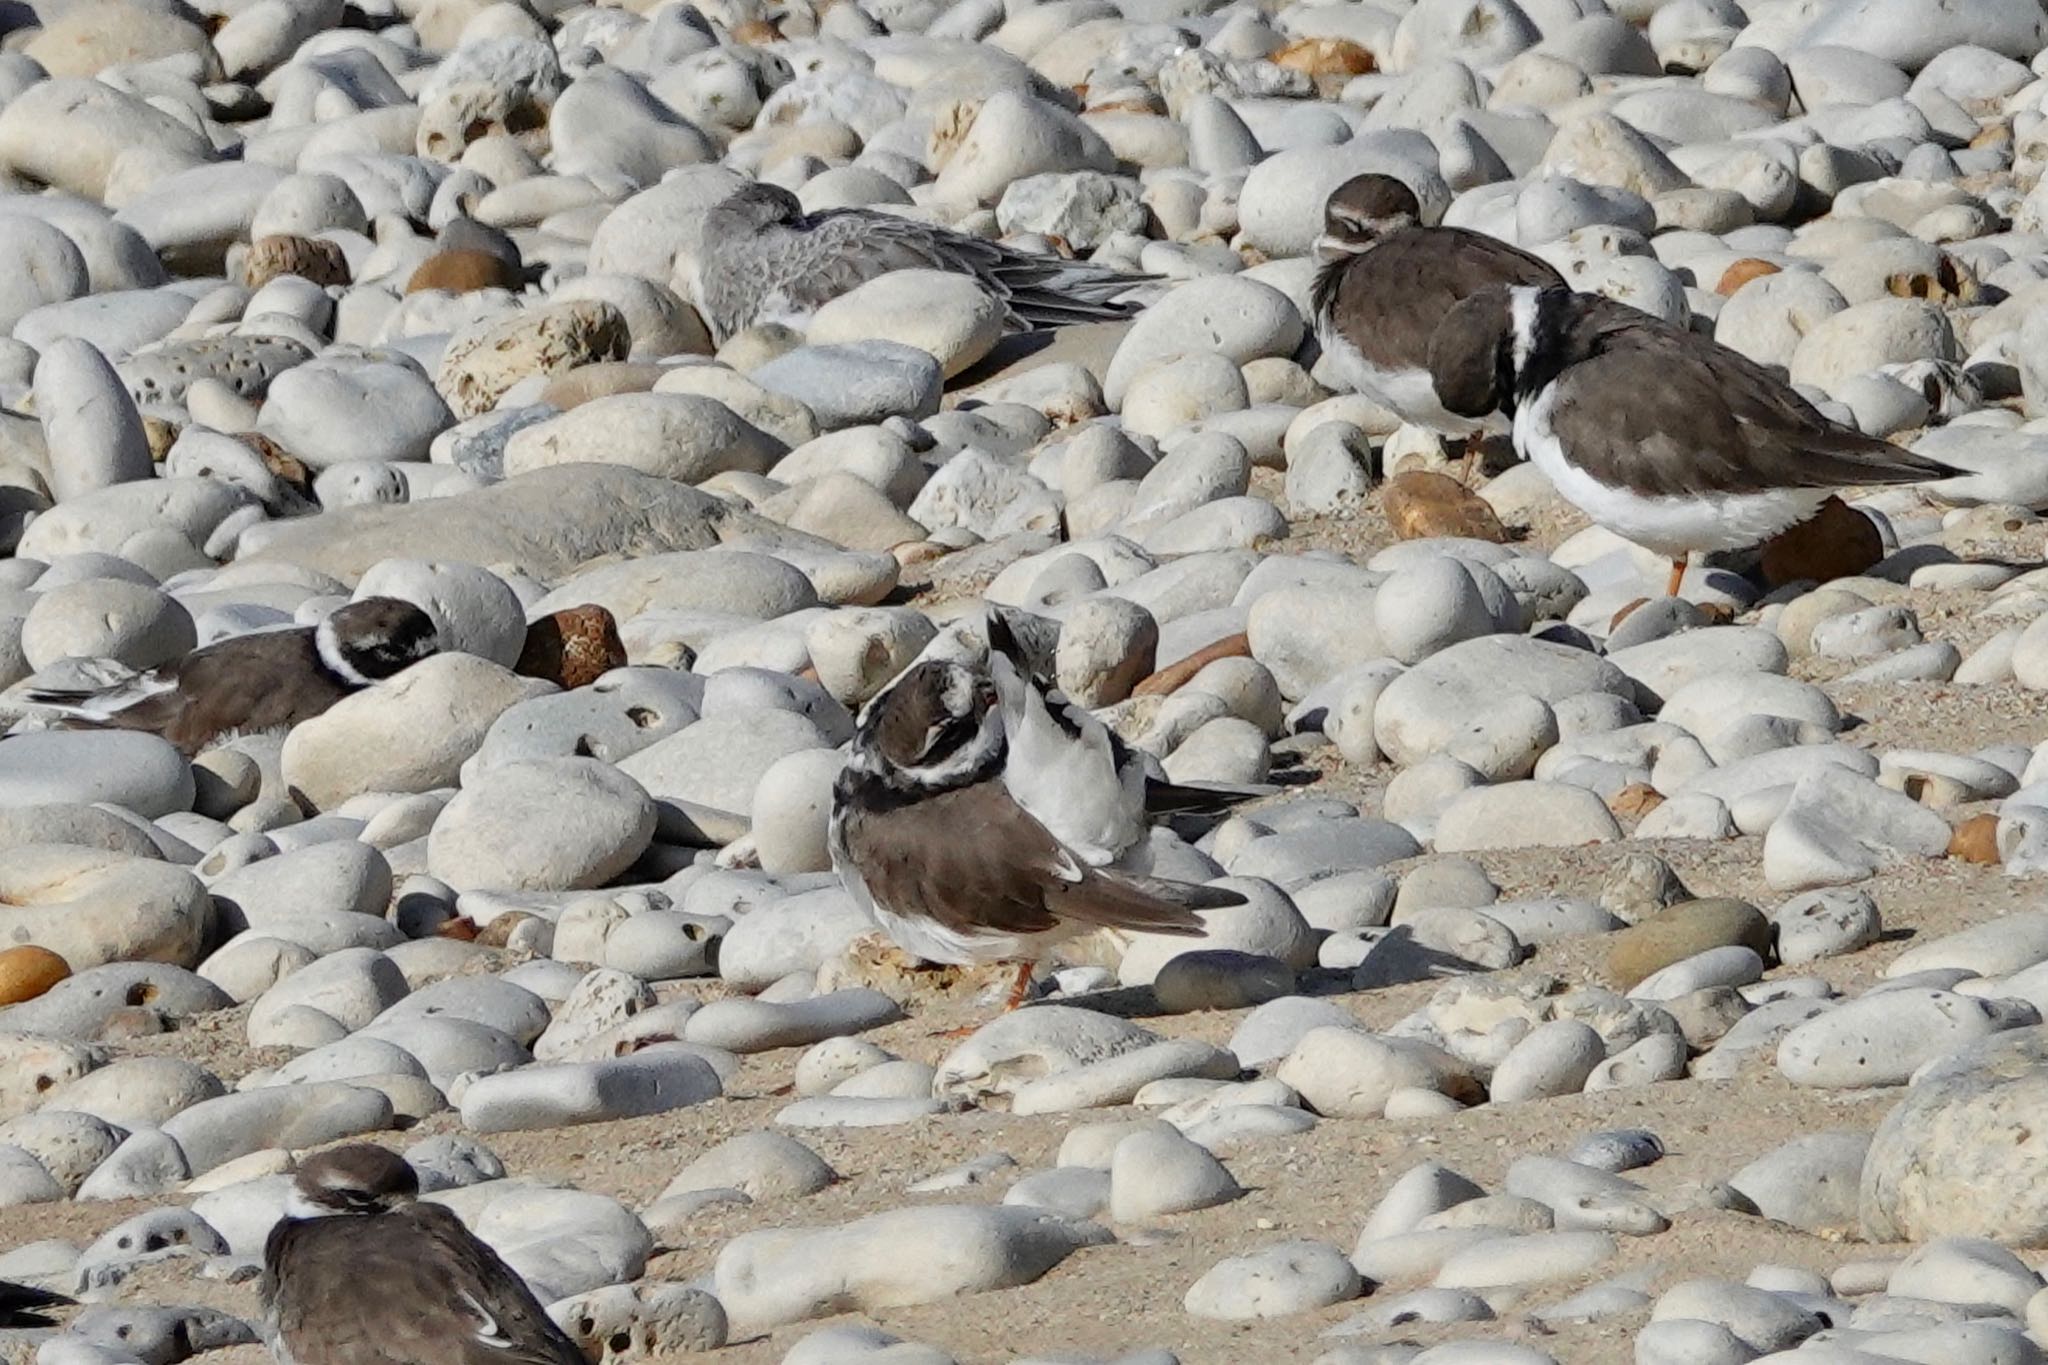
690;181;1152;345
14;597;438;754
262;1145;585;1365
1311;173;1563;481
828;659;1243;1010
1428;283;1964;595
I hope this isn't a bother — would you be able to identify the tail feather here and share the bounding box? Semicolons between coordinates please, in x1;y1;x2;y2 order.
1050;870;1243;936
0;1280;70;1325
1144;778;1275;818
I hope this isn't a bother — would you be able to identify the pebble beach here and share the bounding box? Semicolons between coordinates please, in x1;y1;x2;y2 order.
6;0;2048;1360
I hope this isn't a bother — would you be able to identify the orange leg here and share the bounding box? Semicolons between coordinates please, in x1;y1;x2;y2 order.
1456;435;1480;487
1665;555;1688;598
1002;961;1036;1011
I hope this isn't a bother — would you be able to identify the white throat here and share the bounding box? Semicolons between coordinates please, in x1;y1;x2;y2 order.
280;1188;340;1221
1507;285;1543;384
909;710;1005;787
314;619;374;688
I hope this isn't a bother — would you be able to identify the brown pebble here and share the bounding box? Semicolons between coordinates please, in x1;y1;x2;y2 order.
236;432;314;494
1606;897;1772;991
516;604;627;690
1381;470;1508;543
1609;598;1650;631
435;916;481;941
1609;783;1665;819
1760;495;1883;588
406;249;519;296
243;234;351;290
1272;36;1376;76
1715;258;1781;295
476;911;539;948
0;945;69;1005
1949;812;2000;864
1133;631;1252;698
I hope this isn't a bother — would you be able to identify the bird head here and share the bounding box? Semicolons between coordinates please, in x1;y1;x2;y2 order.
1314;173;1423;262
851;660;1003;788
286;1145;420;1219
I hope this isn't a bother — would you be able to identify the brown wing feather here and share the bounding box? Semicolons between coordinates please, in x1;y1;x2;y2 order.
838;780;1230;940
1317;227;1564;370
265;1208;585;1365
1546;298;1963;497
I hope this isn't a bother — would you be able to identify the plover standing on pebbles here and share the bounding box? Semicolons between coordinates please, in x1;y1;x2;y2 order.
1428;283;1965;595
691;181;1154;344
262;1145;585;1365
828;659;1244;1011
1311;173;1564;483
11;597;439;754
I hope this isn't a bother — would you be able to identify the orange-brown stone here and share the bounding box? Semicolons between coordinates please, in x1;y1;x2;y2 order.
0;945;68;1005
1948;812;2000;864
1381;470;1508;543
1715;258;1781;295
405;249;519;296
1273;37;1376;76
1760;495;1883;587
516;604;627;689
1609;784;1665;820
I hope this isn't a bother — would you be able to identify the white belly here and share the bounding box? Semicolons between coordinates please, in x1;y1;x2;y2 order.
1516;384;1826;557
1316;324;1496;438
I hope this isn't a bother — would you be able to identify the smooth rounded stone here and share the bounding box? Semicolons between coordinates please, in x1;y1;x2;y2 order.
281;655;552;811
1772;888;1881;965
160;1083;394;1177
683;989;903;1055
459;1048;722;1132
356;1015;530;1093
1887;1238;2043;1319
1778;989;2032;1089
1650;1279;1823;1352
1225;820;1421;890
1151;951;1296;1013
256;355;452;470
1605;899;1770;990
749;341;943;431
367;974;550;1046
806;270;1005;380
426;758;654;895
1633;1318;1764;1365
1117;877;1314;987
1432;1231;1618;1291
1099;276;1304;410
1372;558;1505;668
1009;1039;1240;1116
536;550;818;623
1433;782;1622;852
0;843;211;972
22;578;193;672
1184;1239;1362;1320
471;669;703;772
1727;1131;1870;1237
716;887;871;993
1227;996;1362;1071
778;1326;955;1365
501;392;777;485
1108;1125;1241;1221
246;947;407;1047
829;1059;937;1102
716;1204;1110;1333
1276;1028;1480;1119
1487;1021;1606;1103
1419;1193;1556;1236
37;1056;221;1129
206;840;392;941
1584;1033;1688;1091
1629;946;1766;1003
0;804;160;860
0;730;193;818
1788;298;1959;396
805;608;939;708
616;705;832;823
775;1095;955;1129
793;1038;896;1100
659;1131;835;1204
35;338;152;503
1883;911;2048;980
0;1109;117;1194
1374;637;1629;766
